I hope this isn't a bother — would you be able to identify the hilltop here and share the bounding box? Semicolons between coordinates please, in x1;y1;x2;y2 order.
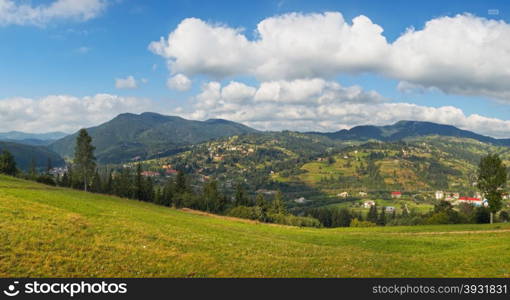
50;112;258;163
1;174;510;277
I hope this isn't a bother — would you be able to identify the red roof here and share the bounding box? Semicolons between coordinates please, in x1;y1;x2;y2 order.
458;197;481;201
391;191;401;195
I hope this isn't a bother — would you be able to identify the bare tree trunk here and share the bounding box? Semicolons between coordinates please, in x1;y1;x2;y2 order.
490;212;494;224
84;175;87;192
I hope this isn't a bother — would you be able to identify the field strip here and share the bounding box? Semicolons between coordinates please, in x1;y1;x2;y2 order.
388;229;510;235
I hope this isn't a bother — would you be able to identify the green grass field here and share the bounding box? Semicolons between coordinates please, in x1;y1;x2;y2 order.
1;175;510;278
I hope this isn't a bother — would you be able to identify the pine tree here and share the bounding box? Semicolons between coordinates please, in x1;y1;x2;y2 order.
272;191;285;214
377;207;387;226
46;158;53;173
29;157;37;178
367;204;378;223
135;163;143;200
234;183;247;206
0;150;17;176
73;129;96;192
477;154;507;224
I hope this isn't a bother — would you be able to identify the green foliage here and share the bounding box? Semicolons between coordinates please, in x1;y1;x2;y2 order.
0;150;17;176
350;218;376;227
477;154;507;217
73;129;96;191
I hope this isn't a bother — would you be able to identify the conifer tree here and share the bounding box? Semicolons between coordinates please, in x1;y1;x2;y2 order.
73;129;96;192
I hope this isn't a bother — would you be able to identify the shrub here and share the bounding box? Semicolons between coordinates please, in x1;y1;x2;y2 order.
267;213;321;227
36;174;56;186
500;211;510;222
350;218;376;227
227;206;262;221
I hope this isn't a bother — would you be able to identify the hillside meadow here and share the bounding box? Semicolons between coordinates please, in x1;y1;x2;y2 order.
1;175;510;277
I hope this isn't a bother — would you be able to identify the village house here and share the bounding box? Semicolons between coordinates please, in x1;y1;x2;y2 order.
435;190;444;200
391;191;402;199
385;206;396;213
363;200;376;208
456;197;488;207
359;191;368;197
165;169;178;175
294;197;307;204
141;171;159;177
337;192;349;198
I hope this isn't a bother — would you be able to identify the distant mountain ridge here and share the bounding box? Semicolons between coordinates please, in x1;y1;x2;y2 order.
0;131;68;141
0;131;69;146
0;141;65;170
309;120;510;146
50;112;259;163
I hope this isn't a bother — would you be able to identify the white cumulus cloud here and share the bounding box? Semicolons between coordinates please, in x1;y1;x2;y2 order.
115;75;138;89
175;79;510;138
166;74;192;91
150;12;510;103
0;0;107;26
0;94;151;133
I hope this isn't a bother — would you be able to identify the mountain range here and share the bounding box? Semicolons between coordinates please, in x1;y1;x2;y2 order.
309;120;510;146
49;112;258;163
0;131;69;146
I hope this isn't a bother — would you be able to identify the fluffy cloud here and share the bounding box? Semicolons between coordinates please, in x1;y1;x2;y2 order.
0;94;151;133
0;0;106;26
177;80;510;138
115;75;138;89
150;12;510;102
166;74;192;91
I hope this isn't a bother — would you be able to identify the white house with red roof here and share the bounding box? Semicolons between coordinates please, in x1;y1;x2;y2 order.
456;197;488;207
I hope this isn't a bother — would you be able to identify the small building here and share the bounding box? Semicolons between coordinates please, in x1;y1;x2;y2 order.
363;200;375;208
391;191;402;199
385;206;396;213
141;171;159;177
294;197;307;204
337;192;349;198
456;197;483;206
435;191;444;200
359;191;368;197
165;169;178;175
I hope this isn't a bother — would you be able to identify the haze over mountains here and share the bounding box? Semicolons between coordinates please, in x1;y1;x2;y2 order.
0;131;68;146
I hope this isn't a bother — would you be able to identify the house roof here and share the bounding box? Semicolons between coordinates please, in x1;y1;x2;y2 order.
391;191;401;195
458;197;481;201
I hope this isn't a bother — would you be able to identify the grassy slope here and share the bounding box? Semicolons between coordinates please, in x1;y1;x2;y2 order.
1;175;510;278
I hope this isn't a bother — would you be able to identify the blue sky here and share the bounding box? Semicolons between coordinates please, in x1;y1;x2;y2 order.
1;0;510;137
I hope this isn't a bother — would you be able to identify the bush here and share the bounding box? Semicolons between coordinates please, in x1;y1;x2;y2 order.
227;206;262;221
500;211;510;222
350;218;376;227
474;207;490;224
36;174;56;186
267;213;321;227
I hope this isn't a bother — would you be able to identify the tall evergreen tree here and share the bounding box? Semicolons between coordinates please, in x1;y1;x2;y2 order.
135;163;143;200
367;204;378;223
477;153;507;224
271;190;285;214
73;129;96;192
29;157;37;178
46;158;53;173
0;150;17;176
234;183;247;206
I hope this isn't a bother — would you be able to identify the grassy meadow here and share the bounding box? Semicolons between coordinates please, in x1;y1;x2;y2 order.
1;175;510;277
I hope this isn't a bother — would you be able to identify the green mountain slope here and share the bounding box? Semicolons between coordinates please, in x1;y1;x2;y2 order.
310;120;510;146
2;175;510;277
49;112;258;164
0;141;65;170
